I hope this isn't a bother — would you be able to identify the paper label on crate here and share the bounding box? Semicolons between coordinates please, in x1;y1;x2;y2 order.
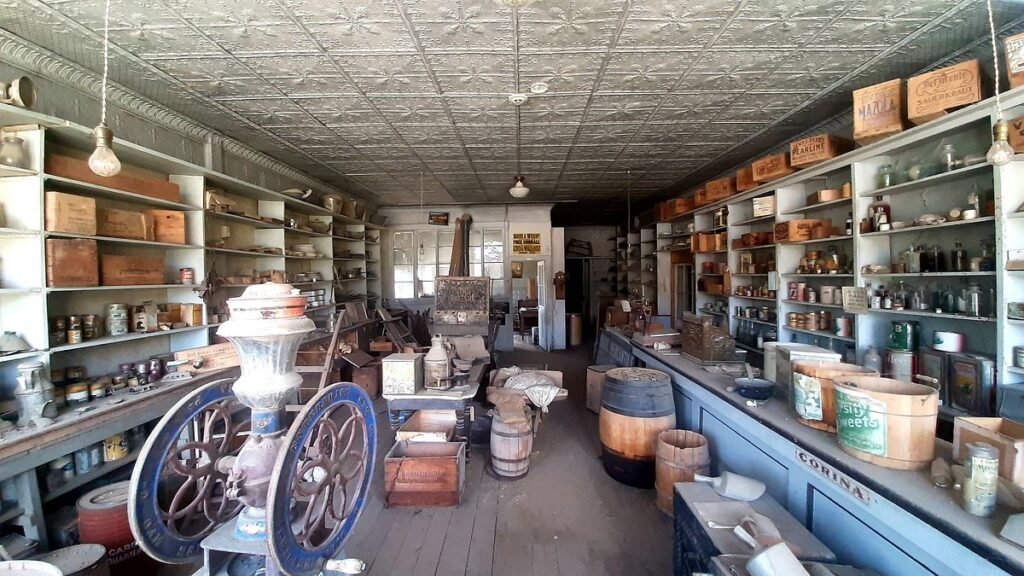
835;388;887;456
1008;36;1024;74
842;287;869;315
793;373;824;421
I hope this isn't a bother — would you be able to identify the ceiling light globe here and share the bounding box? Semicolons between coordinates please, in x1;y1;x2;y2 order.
987;120;1016;166
89;125;121;177
509;177;530;198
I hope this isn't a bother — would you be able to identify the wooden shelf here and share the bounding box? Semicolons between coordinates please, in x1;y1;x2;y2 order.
205;210;280;229
860;162;991;198
731;294;775;302
50;325;207;353
700;309;728;316
782;300;845;309
0;288;41;295
48;284;192;293
46;232;200;250
0;227;39;238
695;249;728;255
733;273;768;277
43;448;141;503
862;272;995;278
732;215;775;226
736;244;776;252
0;165;37;178
782;235;853;246
859;216;995;238
740;317;776;328
44;174;198;211
0;506;24;524
735;342;765;355
784;326;855;343
781;197;852;215
781;273;854;278
206;247;283;258
0;350;44;364
870;308;996;322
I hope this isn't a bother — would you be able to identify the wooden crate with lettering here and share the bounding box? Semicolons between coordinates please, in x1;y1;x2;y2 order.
907;60;982;125
1007;32;1024;89
100;254;165;285
790;134;851;168
1010;114;1024;153
434;276;489;326
752;153;796;183
45;239;99;287
384;441;465;507
735;166;756;191
97;208;153;241
853;79;904;144
705;176;736;201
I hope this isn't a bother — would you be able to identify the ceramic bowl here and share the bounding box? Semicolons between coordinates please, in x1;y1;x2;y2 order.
890;220;912;230
915;214;946;226
734;377;774;401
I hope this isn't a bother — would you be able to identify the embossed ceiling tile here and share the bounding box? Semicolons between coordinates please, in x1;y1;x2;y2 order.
841;0;960;21
519;124;579;145
814;16;930;48
518;53;603;92
576;123;642;145
370;95;447;124
460;126;517;146
519;95;590;124
517;1;622;50
688;49;792;90
583;94;657;123
412;147;467;161
329;160;387;174
598;51;689;92
619;144;676;159
619;1;728;48
426;53;514;94
408;4;513;52
519;161;567;173
563;160;612;172
632;123;691;145
331;54;435;94
716;16;831;48
304;21;411;51
176;0;291;26
227;99;310;126
294;96;381;124
335;124;398;147
282;0;402;21
568;145;624;161
197;22;314;53
520;146;571;162
268;127;339;145
362;147;422;162
393;125;460;146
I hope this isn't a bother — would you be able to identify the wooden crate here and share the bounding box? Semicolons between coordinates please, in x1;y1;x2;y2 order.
667;197;693;216
735;166;756;191
705;176;736;200
384;441;465;507
752;196;775;218
97;208;154;241
1009;113;1024;153
352;361;380;399
853;79;904;144
396;410;456;442
774;219;827;243
44;192;96;235
45;153;181;203
45;239;98;287
100;254;165;285
907;60;982;125
180;303;203;327
691;187;708;207
953;417;1024;487
1007;32;1024;89
752;153;796;183
790;134;851;168
145;210;186;244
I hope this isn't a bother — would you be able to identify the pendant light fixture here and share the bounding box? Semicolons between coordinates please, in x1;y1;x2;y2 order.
984;0;1015;166
88;0;121;178
509;176;530;198
508;80;530;198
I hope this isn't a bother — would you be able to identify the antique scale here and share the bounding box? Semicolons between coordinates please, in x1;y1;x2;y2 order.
128;284;376;576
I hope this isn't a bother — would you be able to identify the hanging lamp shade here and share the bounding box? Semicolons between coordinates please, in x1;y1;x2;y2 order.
509;176;530;198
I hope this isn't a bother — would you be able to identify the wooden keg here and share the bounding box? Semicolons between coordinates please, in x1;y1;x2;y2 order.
490;410;533;479
599;367;676;487
655;430;710;516
792;361;878;432
832;376;938;470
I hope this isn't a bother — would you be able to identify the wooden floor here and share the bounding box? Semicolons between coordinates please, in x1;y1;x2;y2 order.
344;341;673;575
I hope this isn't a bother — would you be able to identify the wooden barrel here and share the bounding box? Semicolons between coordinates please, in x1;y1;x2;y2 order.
655;430;710;516
832;376;938;470
792;361;878;433
568;314;583;347
490;411;533;479
599;367;676;487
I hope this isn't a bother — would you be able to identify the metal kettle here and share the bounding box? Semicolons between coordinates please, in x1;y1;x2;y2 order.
15;361;56;427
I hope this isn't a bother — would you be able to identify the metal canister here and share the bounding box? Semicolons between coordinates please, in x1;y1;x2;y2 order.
67;314;82;344
885;349;917;381
51;316;67;331
135;361;148;375
179;267;195;284
148;357;163;374
51;368;66;386
74;448;92;475
50;456;74;480
103;433;129;462
52;388;66;409
807;288;817;303
66;384;89;405
819;311;832;331
835;316;852;337
796;283;807;301
106;304;129;337
111;375;128;390
888;320;920;350
50;316;67;346
89;381;107;400
81;314;98;340
963;442;999;517
1016;346;1024;369
820;286;836;305
65;366;86;384
88;443;103;467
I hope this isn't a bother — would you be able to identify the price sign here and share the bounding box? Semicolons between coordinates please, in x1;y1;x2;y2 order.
842;286;869;315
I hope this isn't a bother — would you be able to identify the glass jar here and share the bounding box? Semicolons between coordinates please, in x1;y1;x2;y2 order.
893;281;909;311
966;283;982;317
824;244;841;273
980;239;995;272
939;143;958;173
869;196;891;231
930;245;946;273
951;241;968;272
0;135;28;169
903;245;921;274
877;164;897;188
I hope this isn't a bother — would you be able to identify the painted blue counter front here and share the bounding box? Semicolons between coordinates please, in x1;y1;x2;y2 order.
599;330;1023;575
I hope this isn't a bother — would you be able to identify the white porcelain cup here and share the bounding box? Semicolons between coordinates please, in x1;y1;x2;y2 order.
746;542;811;576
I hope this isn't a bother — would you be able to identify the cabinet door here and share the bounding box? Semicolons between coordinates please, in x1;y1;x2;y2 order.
810;489;934;575
699;410;789;502
672;387;694;430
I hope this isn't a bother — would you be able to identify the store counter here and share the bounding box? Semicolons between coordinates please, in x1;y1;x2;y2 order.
600;329;1021;575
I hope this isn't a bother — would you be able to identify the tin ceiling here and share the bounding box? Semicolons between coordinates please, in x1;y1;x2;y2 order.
2;0;1023;217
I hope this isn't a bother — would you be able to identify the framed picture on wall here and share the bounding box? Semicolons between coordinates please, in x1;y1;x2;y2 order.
511;262;523;278
428;211;449;226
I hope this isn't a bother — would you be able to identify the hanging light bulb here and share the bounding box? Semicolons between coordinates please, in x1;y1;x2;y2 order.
509;176;530;198
89;124;121;177
983;0;1015;167
89;0;121;177
988;120;1016;166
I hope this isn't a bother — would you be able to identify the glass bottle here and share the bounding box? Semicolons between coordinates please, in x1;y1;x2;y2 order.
845;212;853;236
943;285;958;314
904;245;921;274
893;281;909;310
939;143;958;173
920;244;934;273
869;196;892;232
966;283;982;317
952;241;968;272
980;239;995;272
864;346;883;373
825;244;841;273
877;164;897;188
957;287;968;314
882;287;893;310
930;245;946;273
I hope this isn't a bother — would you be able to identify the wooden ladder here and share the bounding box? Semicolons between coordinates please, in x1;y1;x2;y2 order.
287;312;348;412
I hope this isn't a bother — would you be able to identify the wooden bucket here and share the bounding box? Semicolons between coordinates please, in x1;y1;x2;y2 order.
792;361;878;433
655;430;710;516
490;412;533;479
599;367;676;488
832;376;938;470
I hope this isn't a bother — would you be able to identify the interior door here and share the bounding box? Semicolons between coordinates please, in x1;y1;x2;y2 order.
537;259;548;350
674;263;694;323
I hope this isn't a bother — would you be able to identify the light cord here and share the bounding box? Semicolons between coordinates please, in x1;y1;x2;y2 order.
101;0;111;125
985;0;1003;120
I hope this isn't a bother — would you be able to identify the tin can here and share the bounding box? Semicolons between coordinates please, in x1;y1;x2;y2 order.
1015;346;1024;369
104;433;129;462
82;314;98;340
787;282;798;300
106;304;129;337
74;448;92;475
51;368;66;386
135;361;148;375
148;357;162;374
888;320;920;350
820;286;836;305
52;388;66;409
807;288;817;303
88;444;103;467
885;349;917;382
50;316;67;331
50;456;74;481
66;328;82;344
111;375;128;390
834;316;852;337
180;267;195;284
819;311;832;331
66;366;86;384
796;283;807;301
89;381;107;400
66;384;89;405
963;442;999;517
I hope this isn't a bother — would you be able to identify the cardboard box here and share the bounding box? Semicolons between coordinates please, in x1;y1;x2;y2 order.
44;192;96;235
145;210;186;244
752;196;775;218
853;78;904;144
752;153;796;183
382;353;423;396
774;219;827;243
807;188;843;204
352;361;380;399
397;410;456;442
180;303;203;326
586;365;614;414
45;239;99;287
790;134;851;168
907;59;982;125
953;417;1024;486
705;176;736;200
97;208;154;240
45;153;181;203
384;441;465;507
100;254;165;285
735;166;756;191
1007;32;1024;89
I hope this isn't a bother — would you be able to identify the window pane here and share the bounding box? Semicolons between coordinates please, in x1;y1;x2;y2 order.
439;230;455;247
394;265;414;282
484;229;503;245
485;263;503;279
469;230;482;247
468;247;482;263
420;246;437;264
438;265;450;276
417;265;435;281
395;282;414;299
491;282;505;296
484;245;503;263
471;263;483;276
418;230;436;248
393;250;413;265
438;246;453;263
419;281;434;297
393;232;413;250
